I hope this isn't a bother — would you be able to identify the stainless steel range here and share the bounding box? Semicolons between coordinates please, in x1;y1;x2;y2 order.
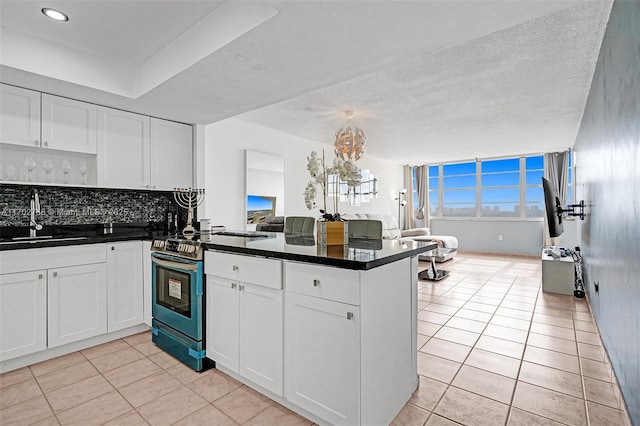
150;236;211;371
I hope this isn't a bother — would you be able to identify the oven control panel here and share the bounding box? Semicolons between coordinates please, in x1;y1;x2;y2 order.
151;238;202;260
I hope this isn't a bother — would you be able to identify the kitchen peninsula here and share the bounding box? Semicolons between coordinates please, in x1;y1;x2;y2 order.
201;233;436;425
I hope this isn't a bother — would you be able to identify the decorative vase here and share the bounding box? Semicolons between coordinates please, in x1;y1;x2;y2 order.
317;221;349;246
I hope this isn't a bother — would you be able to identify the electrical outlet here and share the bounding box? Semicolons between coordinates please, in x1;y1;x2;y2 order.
498;234;503;241
594;281;599;293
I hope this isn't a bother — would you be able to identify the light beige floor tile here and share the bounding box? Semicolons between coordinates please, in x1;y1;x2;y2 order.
118;370;183;408
0;394;54;425
29;352;86;377
483;324;528;344
132;340;163;357
441;290;473;301
424;303;459;315
409;375;448;412
573;311;595;322
418;293;438;303
532;313;574;329
534;305;573;319
463;301;498;314
417;320;444;337
576;330;602;346
80;339;130;360
475;335;524;359
244;404;314;426
30;415;61;425
495;306;533;321
0;377;43;410
580;358;612;382
89;347;145;373
529;322;575;341
512;381;586;426
103;358;161;389
213;386;271;424
419;338;472;363
174;404;239;426
433;326;479;346
417;333;430;351
490;315;531;331
137;386;208;426
434;296;466;308
45;374;114;414
465;348;521;379
503;294;536;304
526;332;578;356
507;408;565;425
148;350;181;369
451;365;515;404
500;300;535;312
56;391;132;426
418;310;451;325
122;331;151;347
454;308;493;322
518;361;583;398
390;403;430;426
469;295;502;306
425;414;460;425
445;316;487;333
577;342;605;362
434;386;509;425
417;352;461;384
583;376;621;409
574;320;597;333
36;360;99;393
187;371;243;403
102;409;150;426
523;345;580;374
166;361;214;385
586;401;626;426
0;367;33;389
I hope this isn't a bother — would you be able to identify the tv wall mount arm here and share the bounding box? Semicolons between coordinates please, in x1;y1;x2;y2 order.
557;200;585;220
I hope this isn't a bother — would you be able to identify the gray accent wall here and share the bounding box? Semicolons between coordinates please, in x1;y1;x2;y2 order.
573;0;639;423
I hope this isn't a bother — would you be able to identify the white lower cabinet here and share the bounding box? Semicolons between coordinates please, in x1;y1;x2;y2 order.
106;241;143;332
285;292;360;425
48;263;107;348
205;251;283;396
0;271;47;360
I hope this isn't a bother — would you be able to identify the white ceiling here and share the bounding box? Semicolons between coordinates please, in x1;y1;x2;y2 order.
0;0;612;164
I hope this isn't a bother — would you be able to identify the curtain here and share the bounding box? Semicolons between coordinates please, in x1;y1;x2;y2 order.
543;151;569;247
414;164;428;229
403;165;413;231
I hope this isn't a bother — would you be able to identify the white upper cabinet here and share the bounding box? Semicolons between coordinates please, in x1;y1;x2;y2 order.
150;118;193;190
41;94;98;154
0;84;41;147
97;106;151;189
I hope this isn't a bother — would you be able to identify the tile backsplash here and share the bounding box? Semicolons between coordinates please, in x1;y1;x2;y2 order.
0;184;179;227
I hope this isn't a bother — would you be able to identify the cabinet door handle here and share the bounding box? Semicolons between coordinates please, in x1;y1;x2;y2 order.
239;285;244;291
347;312;354;320
34;140;39;146
43;141;48;147
53;272;58;277
231;283;237;289
38;274;43;279
313;279;320;287
111;246;115;251
232;265;239;272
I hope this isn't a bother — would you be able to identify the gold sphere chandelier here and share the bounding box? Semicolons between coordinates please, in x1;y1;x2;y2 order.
334;110;366;162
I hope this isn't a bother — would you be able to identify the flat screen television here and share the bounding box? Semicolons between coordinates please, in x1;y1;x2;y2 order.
542;177;563;238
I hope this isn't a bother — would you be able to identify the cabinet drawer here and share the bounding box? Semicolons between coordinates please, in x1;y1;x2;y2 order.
0;244;106;274
285;262;360;305
205;251;282;289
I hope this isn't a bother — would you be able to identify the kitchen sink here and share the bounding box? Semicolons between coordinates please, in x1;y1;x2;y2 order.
0;236;89;245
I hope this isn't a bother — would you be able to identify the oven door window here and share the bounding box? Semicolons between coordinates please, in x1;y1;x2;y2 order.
156;266;192;318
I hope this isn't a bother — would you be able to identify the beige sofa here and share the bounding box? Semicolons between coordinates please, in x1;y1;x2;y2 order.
342;213;458;261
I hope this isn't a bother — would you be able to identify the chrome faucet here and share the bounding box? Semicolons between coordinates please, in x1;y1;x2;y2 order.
30;189;43;237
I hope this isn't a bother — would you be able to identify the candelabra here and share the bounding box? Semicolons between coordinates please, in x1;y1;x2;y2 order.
173;187;205;235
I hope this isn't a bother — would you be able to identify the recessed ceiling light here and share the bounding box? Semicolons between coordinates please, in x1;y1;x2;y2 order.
42;8;69;22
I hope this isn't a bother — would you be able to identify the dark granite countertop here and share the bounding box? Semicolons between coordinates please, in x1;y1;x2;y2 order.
200;232;437;270
0;222;164;251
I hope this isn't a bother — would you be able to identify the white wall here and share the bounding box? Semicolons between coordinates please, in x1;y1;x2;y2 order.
202;117;403;230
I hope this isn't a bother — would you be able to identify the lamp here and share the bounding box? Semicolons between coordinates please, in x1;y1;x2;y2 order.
395;189;407;229
334;110;366;162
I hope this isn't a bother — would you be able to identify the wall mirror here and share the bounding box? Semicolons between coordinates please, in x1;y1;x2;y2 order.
245;150;285;230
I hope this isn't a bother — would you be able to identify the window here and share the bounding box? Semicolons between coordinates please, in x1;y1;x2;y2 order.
426;154;545;219
442;162;476;217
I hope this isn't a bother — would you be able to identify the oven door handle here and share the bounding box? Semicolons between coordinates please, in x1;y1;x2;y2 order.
152;257;199;272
